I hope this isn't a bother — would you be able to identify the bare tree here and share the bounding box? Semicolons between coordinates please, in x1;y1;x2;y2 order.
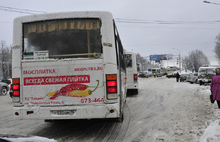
0;40;12;79
182;49;210;72
136;53;159;71
215;33;220;63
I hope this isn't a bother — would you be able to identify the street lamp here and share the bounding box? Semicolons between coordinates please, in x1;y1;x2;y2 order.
172;48;181;73
203;1;220;5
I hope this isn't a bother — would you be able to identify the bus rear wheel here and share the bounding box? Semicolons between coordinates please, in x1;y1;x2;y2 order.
132;89;138;95
117;113;124;122
1;87;7;96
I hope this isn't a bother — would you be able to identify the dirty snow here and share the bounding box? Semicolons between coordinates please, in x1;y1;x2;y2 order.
0;135;57;142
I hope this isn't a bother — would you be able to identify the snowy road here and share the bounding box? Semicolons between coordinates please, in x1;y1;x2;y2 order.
0;76;216;142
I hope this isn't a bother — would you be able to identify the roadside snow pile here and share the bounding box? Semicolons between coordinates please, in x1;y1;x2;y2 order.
200;119;220;142
0;135;57;142
199;86;220;142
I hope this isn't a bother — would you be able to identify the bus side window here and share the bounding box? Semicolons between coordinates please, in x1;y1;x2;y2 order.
114;22;119;68
113;21;126;72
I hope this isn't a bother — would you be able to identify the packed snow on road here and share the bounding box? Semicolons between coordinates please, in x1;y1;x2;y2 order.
1;74;220;142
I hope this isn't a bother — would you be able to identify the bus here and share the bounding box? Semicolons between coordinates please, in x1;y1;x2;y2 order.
12;11;126;121
151;68;161;73
125;52;138;94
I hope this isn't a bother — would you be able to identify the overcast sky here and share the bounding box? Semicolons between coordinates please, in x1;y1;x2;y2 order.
0;0;220;66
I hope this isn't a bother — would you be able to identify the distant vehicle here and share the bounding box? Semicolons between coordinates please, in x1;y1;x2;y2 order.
161;67;167;75
0;82;9;96
167;66;174;71
198;67;216;85
156;72;163;77
1;79;12;97
180;74;189;82
1;79;11;85
147;71;153;77
138;71;148;78
166;72;177;78
186;73;192;82
152;68;161;73
188;73;198;84
126;52;138;94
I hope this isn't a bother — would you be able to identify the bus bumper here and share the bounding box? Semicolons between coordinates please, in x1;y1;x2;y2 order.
126;83;138;90
14;104;120;120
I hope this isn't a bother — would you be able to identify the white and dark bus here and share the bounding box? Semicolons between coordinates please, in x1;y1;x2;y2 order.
12;11;126;121
125;52;138;94
151;68;161;73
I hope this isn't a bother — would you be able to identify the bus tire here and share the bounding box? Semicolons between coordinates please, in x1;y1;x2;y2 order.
133;89;138;95
199;81;203;86
1;87;7;96
44;119;55;122
117;113;124;122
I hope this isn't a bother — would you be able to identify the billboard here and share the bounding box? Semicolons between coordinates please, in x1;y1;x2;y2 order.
149;54;173;61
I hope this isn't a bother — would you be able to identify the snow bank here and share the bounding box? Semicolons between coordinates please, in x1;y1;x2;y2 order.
200;120;220;142
0;135;57;142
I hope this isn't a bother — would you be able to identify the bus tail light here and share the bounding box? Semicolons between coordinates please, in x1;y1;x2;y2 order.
12;78;20;102
106;74;118;99
134;74;137;83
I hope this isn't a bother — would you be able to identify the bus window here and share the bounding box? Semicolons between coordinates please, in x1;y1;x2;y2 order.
114;21;126;71
23;19;102;59
126;54;132;68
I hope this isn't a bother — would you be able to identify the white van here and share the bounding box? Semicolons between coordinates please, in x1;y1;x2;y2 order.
125;52;138;94
198;67;216;85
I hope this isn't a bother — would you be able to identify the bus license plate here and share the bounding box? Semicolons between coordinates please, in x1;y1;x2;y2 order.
51;110;76;116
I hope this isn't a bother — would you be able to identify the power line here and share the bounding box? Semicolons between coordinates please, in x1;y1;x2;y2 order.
0;6;46;13
0;5;46;14
117;25;220;29
115;18;220;25
0;8;37;14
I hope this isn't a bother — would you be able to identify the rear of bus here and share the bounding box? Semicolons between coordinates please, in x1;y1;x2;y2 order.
12;11;126;121
125;52;138;94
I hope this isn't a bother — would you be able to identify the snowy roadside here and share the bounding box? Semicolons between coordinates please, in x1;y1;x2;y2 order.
179;70;220;142
200;96;220;142
165;82;220;142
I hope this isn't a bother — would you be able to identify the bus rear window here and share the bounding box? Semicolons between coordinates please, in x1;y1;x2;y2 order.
23;19;102;59
125;54;132;67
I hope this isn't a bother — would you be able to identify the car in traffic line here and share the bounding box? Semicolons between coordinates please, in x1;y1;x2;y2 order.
146;71;153;77
186;73;192;82
186;72;198;84
180;74;189;82
156;72;163;77
0;82;9;96
188;72;198;84
138;71;148;78
166;72;177;78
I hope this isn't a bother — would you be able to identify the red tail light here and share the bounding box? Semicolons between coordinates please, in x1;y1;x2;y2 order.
13;91;20;96
134;74;137;82
13;85;19;90
106;74;117;99
107;87;117;93
107;81;117;87
12;78;20;97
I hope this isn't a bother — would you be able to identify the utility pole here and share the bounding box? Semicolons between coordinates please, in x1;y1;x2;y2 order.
172;48;181;73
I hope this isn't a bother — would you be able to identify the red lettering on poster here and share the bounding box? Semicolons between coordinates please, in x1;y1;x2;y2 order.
23;69;56;75
24;75;90;86
81;98;104;103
